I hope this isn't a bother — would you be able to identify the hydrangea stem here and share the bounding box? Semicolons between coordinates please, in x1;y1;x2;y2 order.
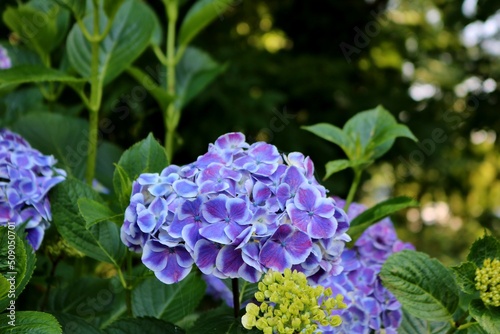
232;278;240;318
344;168;362;212
164;0;179;162
85;1;103;185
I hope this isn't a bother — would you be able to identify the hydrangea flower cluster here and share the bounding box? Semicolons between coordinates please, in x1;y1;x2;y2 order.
241;269;346;334
0;129;66;250
320;198;414;334
0;46;11;69
121;132;350;284
475;258;500;307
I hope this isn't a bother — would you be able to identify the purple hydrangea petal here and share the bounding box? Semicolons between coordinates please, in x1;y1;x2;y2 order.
173;179;198;198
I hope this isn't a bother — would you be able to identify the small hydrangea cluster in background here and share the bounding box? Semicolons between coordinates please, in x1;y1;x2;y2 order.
241;269;346;334
0;45;11;69
0;129;66;250
320;198;414;334
475;258;500;307
121;132;350;284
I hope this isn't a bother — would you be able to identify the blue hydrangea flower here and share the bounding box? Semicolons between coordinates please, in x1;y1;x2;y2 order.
121;132;350;285
320;199;414;334
0;46;11;69
0;129;66;250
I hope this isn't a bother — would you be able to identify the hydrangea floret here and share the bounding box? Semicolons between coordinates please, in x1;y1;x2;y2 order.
241;268;346;334
121;132;350;284
475;258;500;307
0;46;11;69
0;129;66;250
320;198;414;334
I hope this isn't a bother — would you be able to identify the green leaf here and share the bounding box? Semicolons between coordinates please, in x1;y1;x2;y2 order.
0;65;86;86
469;299;500;333
456;322;489;334
126;66;173;110
398;308;451;334
380;250;459;322
175;47;227;108
178;0;234;48
0;87;44;126
3;2;70;56
451;262;478;295
51;0;86;19
348;196;419;240
189;306;244;334
132;273;206;325
113;133;167;209
67;0;156;85
0;42;42;67
51;176;126;264
51;313;102;334
324;159;352;180
48;277;126;329
103;0;125;19
104;317;184;334
0;227;36;312
301;123;353;154
78;198;121;228
343;105;417;160
467;235;500;268
11;112;121;184
0;311;61;334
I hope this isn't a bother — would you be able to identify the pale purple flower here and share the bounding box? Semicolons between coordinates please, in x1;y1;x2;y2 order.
320;199;414;334
0;46;11;69
142;240;193;284
121;132;350;284
0;129;66;250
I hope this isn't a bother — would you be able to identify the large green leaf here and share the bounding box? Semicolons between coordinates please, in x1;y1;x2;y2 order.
67;0;155;85
50;0;85;19
0;227;36;312
132;273;206;324
380;250;459;322
113;133;168;210
469;299;500;333
0;87;44;126
0;228;36;312
175;47;227;108
343;105;417;160
0;311;61;334
467;235;500;268
0;65;85;86
324;159;353;180
301;123;353;154
398;308;451;334
104;318;184;334
126;66;173;111
0;42;41;66
348;196;419;240
189;306;246;334
178;0;234;48
78;198;122;228
11;112;122;186
48;277;126;329
3;1;70;56
51;313;102;334
451;261;478;295
51;176;126;264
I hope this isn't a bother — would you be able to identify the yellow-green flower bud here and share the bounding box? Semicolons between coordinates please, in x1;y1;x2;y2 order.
475;258;500;307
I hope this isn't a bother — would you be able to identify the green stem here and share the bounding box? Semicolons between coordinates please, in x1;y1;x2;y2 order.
85;1;103;185
164;0;178;162
344;168;362;212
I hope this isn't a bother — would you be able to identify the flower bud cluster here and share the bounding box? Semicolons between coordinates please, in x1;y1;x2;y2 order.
241;268;346;334
0;129;66;250
475;258;500;307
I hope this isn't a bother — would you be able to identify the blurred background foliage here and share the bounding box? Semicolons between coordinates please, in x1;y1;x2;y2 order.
1;0;499;265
